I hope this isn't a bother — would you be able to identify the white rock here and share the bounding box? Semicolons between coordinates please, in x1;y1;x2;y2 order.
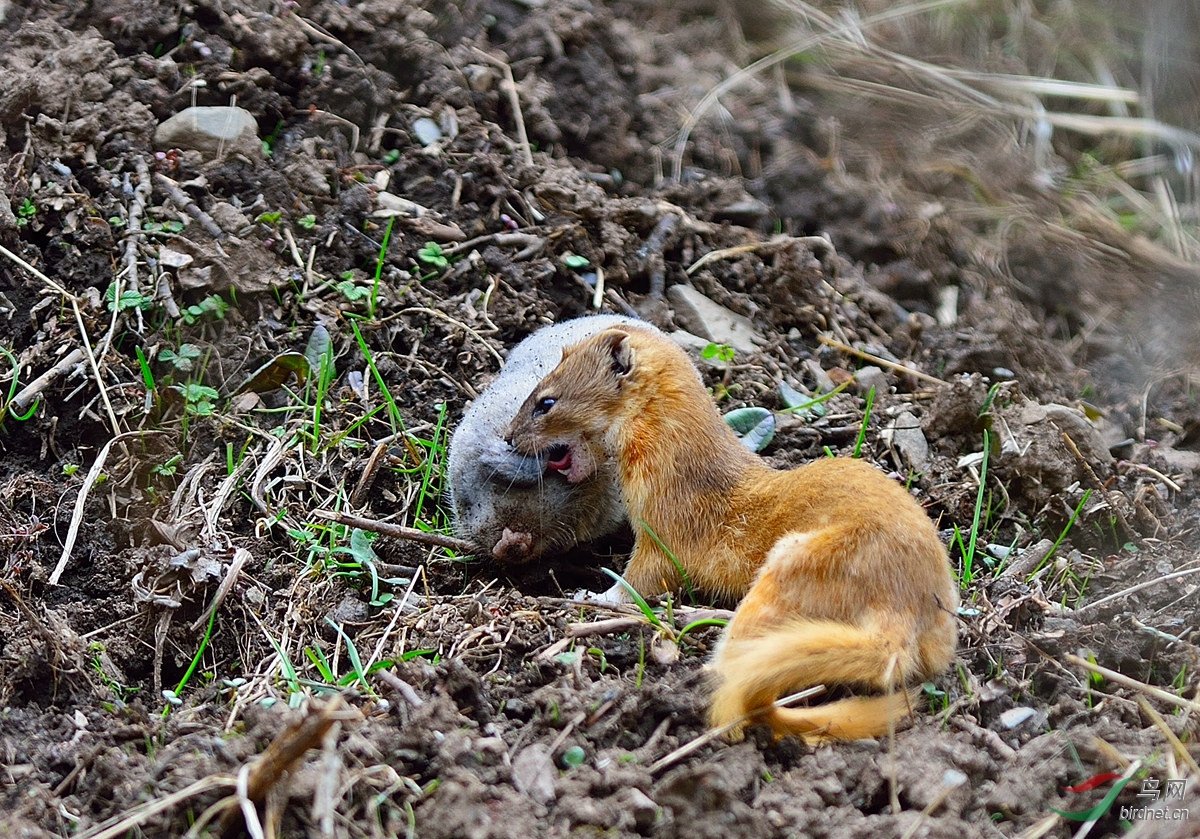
154;106;261;160
999;706;1038;729
667;284;764;355
888;409;930;473
512;743;556;806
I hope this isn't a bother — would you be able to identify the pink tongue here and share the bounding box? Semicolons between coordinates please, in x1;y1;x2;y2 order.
548;450;573;472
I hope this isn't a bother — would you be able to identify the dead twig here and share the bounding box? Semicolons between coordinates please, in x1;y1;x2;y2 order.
154;172;225;239
312;508;476;555
1119;460;1183;493
818;334;948;386
648;686;825;773
441;231;545;259
1067;653;1200;716
217;697;359;838
395;306;505;367
568;617;652;638
120;157;152;334
8;346;86;415
472;48;534;167
190;547;252;632
639;212;680;299
349;441;390;509
1074;564;1200;616
1058;430;1134;540
77;775;236;839
686;235;835;277
374;669;425;707
0;243;123;436
1138;697;1200;777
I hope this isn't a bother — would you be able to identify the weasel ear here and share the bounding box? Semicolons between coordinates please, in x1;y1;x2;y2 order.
598;328;634;378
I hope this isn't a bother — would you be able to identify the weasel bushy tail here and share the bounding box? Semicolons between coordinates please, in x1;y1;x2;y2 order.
709;619;920;743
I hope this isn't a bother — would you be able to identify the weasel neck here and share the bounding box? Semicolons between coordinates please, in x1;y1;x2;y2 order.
611;381;759;545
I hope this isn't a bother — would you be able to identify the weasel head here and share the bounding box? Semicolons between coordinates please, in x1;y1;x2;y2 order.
505;326;643;484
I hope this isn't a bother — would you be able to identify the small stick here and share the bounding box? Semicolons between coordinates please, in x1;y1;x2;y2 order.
395;305;505;367
648;686;825;773
591;265;606;310
1067;653;1200;715
8;346;86;414
639;212;679;299
122;158;152;333
154;172;226;239
190;547;252;632
1137;697;1200;776
1074;564;1200;616
948;715;1017;758
312;508;476;555
0;243;122;435
76;776;236;839
604;288;640;318
349;441;390;509
441;230;544;258
1059;430;1134;539
235;765;265;839
374;669;425;707
365;569;424;671
686;235;835;276
818;334;948;386
472;48;534;167
1119;460;1183;493
567;617;647;637
218;697;358;838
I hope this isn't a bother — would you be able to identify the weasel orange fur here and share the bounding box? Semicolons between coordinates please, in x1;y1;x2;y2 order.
506;324;958;743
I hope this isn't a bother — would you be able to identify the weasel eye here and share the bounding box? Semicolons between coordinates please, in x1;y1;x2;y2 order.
532;396;556;417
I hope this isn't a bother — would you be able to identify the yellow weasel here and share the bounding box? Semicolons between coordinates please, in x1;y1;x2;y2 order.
506;324;957;742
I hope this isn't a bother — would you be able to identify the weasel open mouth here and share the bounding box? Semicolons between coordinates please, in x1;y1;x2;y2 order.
546;444;573;475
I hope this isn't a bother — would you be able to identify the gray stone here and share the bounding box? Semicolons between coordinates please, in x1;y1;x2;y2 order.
154;106;260;160
667;328;727;368
512;743;556;806
667;284;764;354
854;365;888;394
888;410;931;474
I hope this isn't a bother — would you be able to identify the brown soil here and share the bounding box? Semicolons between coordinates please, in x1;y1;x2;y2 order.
1;2;1198;838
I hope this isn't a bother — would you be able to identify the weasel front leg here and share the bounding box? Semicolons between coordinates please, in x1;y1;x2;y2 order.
617;542;682;599
575;542;684;604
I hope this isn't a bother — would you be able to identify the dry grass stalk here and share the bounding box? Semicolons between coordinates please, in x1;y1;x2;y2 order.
1137;697;1200;777
77;775;236;839
648;686;825;773
1067;653;1200;716
312;508;475;555
49;430;167;585
216;696;360;837
818;334;947;386
1074;564;1200;616
0;242;123;435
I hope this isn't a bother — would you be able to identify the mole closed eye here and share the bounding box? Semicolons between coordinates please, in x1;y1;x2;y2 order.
533;396;556;417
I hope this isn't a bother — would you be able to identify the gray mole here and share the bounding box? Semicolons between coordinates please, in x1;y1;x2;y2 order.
448;315;654;562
